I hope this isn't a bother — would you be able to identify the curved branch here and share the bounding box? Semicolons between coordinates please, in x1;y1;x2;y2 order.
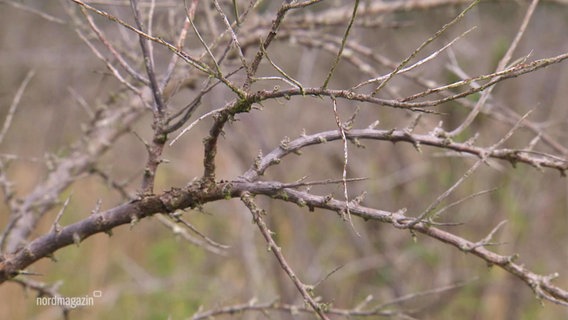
240;128;568;182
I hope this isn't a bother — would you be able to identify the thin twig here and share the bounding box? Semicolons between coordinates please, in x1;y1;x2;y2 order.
353;26;476;90
130;0;165;113
372;0;480;96
449;0;540;137
212;0;249;76
50;196;72;235
322;0;359;89
156;214;229;255
404;110;533;228
170;107;225;145
240;192;330;319
331;97;357;232
70;0;213;74
159;0;198;90
0;70;34;146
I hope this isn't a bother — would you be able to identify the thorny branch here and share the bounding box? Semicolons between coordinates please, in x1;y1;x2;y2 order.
2;0;568;317
241;192;330;319
1;178;567;305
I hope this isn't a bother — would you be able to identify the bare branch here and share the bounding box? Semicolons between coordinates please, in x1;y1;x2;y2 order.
130;0;165;113
372;0;480;96
448;0;540;137
0;70;34;146
241;127;567;182
321;0;359;89
240;192;330;319
3;1;568;316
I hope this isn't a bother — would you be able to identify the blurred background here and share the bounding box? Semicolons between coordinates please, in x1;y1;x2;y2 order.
0;0;567;319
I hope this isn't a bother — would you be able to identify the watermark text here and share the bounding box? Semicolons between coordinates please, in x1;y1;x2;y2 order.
36;290;101;309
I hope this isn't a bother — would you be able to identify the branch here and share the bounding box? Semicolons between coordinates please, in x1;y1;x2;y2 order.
246;0;324;88
448;0;540;137
240;128;568;182
1;179;566;305
321;0;359;89
1;104;145;254
232;181;568;306
201;94;259;184
70;0;213;75
241;192;330;319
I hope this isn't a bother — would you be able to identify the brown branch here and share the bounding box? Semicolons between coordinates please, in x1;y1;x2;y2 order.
1;178;566;305
201;94;258;185
245;1;325;88
5;0;567;315
0;182;209;284
130;0;164;113
129;0;169;194
245;50;568;110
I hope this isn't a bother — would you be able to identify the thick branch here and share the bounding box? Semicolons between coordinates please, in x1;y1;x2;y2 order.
1;179;566;305
0;183;211;284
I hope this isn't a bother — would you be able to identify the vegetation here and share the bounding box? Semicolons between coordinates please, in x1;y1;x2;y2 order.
0;0;567;319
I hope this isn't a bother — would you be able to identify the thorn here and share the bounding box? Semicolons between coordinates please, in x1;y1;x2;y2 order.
254;150;263;170
367;120;380;129
16;269;42;276
506;253;520;264
279;136;291;150
46;253;58;263
72;233;81;247
130;215;139;229
91;199;103;215
406;114;422;132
